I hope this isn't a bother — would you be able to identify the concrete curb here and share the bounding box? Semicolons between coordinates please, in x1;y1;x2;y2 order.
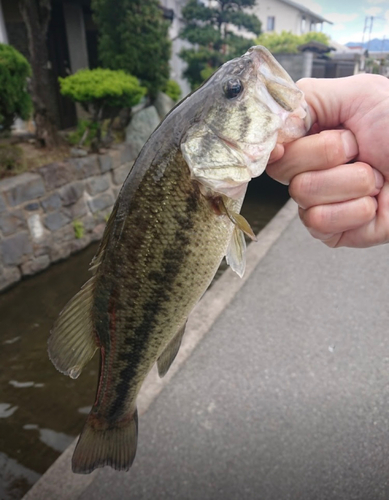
22;199;298;500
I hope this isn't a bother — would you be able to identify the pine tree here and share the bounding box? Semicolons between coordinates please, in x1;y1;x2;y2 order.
180;0;262;89
92;0;171;98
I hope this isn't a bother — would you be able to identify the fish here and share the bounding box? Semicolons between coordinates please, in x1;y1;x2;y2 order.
48;45;310;474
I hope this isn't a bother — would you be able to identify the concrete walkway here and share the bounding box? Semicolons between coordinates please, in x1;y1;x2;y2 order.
24;199;389;500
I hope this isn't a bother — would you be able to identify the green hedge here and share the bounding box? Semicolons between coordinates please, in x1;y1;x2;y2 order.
0;43;32;131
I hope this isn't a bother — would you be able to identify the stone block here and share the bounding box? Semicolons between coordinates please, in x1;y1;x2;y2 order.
0;193;7;213
0;209;27;236
125;106;160;156
87;192;115;214
27;214;46;242
33;233;53;257
86;175;110;196
99;154;112;173
70;234;92;253
41;192;62;212
65;197;88;219
154;91;176;120
24;202;40;211
1;232;33;266
44;211;71;231
53;225;75;243
58;181;84;206
21;255;50;276
74;156;100;179
0;173;45;207
92;222;106;241
112;162;134;186
110;150;122;170
38;162;75;190
0;266;21;292
120;144;137;164
50;242;72;263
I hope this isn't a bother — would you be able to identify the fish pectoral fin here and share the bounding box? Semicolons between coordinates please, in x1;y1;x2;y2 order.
217;197;257;241
48;277;98;379
226;226;246;278
157;321;187;378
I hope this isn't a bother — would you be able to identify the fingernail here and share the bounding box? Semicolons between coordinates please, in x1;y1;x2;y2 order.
373;168;384;190
341;130;358;159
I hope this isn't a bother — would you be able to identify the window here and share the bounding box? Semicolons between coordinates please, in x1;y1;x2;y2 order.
267;16;275;31
301;15;306;33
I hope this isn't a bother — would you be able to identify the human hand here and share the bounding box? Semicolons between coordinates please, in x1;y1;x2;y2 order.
267;74;389;248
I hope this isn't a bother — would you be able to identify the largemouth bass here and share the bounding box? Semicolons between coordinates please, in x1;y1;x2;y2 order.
48;46;309;474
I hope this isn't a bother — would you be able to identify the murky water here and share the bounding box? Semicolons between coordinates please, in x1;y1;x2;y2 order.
0;174;289;500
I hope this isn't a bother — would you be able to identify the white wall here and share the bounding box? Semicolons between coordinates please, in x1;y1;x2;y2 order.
250;0;321;35
0;0;8;43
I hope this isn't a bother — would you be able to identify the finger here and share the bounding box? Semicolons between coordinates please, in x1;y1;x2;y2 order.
299;196;378;238
289;163;384;209
267;129;358;185
268;143;284;164
334;182;389;248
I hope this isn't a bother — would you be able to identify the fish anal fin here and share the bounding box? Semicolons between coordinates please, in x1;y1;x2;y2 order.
48;277;98;379
72;409;138;474
157;322;187;378
226;226;246;278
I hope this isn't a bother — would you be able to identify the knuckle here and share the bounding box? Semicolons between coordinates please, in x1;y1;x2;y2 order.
289;173;315;208
319;131;344;166
355;163;375;193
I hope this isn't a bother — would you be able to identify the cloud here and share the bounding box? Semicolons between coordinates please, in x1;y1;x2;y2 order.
367;0;386;4
364;7;383;16
326;13;359;24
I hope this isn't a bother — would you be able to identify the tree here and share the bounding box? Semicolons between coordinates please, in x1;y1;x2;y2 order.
92;0;171;99
0;43;32;132
255;30;330;54
179;0;262;90
19;0;61;147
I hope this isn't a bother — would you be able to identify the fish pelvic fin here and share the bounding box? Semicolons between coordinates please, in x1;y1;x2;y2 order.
48;277;98;379
72;410;139;474
226;226;247;278
157;321;187;378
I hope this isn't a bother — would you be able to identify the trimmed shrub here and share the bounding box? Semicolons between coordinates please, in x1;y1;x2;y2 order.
59;68;146;149
0;43;32;132
163;80;182;102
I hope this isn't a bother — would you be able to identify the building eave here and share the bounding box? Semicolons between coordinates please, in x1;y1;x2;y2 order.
278;0;333;25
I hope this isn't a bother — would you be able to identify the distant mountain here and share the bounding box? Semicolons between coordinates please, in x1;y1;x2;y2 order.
346;38;389;52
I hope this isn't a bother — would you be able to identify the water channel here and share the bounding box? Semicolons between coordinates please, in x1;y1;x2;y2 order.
0;174;289;500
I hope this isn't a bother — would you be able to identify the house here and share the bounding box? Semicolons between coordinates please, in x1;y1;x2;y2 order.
0;0;180;130
251;0;332;35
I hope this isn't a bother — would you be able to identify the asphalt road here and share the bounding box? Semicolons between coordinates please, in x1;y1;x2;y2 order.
25;202;389;500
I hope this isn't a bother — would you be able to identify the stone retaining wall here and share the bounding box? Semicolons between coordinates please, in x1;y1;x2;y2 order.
0;94;176;293
0;143;136;292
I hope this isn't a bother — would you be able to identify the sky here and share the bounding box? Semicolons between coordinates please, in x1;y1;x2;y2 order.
298;0;389;45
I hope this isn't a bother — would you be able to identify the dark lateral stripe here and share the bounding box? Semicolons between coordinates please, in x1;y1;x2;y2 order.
107;191;198;420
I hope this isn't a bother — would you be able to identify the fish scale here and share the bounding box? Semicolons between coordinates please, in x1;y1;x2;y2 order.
48;46;310;474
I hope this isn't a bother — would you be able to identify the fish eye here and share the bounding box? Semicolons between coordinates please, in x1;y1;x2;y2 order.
223;78;243;99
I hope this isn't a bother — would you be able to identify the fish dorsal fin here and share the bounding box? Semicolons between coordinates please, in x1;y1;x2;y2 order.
157;322;187;378
48;277;98;379
226;226;247;278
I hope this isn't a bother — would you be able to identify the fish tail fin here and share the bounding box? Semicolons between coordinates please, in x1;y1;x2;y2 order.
72;410;138;474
